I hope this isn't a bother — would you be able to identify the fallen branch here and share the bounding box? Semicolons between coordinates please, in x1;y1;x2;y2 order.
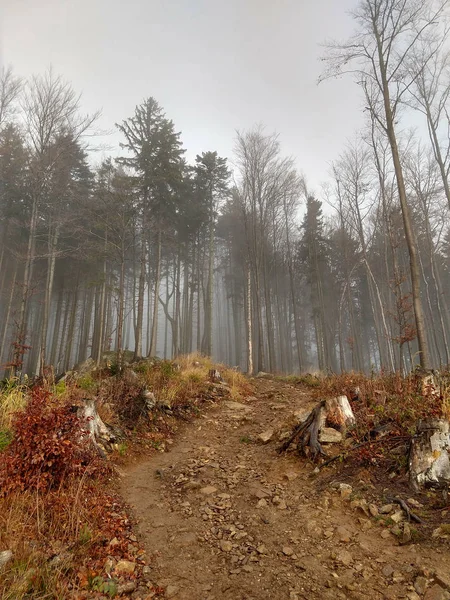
318;436;409;470
387;496;424;524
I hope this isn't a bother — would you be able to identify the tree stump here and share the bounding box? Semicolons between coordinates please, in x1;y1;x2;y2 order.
409;419;450;491
279;396;356;460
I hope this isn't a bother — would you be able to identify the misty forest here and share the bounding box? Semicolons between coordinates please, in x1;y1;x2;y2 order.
2;0;450;379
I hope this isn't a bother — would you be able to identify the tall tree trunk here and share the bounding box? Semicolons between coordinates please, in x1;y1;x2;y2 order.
149;229;162;357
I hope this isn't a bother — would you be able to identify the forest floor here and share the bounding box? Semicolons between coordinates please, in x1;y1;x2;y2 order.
121;376;450;600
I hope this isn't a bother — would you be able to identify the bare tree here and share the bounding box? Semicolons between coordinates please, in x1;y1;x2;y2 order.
320;0;449;368
0;67;22;129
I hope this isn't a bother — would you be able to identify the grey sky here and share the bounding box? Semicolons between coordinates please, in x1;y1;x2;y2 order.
1;0;363;191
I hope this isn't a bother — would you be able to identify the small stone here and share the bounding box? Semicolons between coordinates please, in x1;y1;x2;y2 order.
369;504;379;517
184;480;201;491
117;581;136;595
0;550;13;570
336;549;352;567
414;576;428;595
200;486;218;496
424;585;446;600
335;526;352;543
277;499;287;510
256;498;268;508
109;537;120;546
257;544;268;554
391;510;404;523
319;428;343;443
382;565;394;578
258;429;274;444
115;559;136;575
381;529;391;539
166;585;180;598
407;498;423;509
407;593;421;600
379;504;394;514
339;483;353;500
220;540;233;552
401;522;412;545
284;471;299;481
142;565;152;580
282;546;294;556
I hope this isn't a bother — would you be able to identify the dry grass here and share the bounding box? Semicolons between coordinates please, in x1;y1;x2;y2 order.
0;379;28;430
0;477;94;600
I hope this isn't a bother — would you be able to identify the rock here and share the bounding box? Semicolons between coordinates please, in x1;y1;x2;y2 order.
282;546;294;556
414;576;428;595
0;550;12;570
294;409;311;423
407;498;423;509
115;560;136;575
257;544;268;554
379;504;394;514
369;504;379;517
200;486;217;496
277;499;287;510
382;565;395;578
424;584;446;600
435;569;450;590
220;540;233;552
390;510;404;523
184;480;201;491
319;428;343;443
401;522;412;545
258;429;274;444
339;483;353;500
256;371;271;378
166;585;180;598
117;581;136;595
142;565;153;580
335;526;352;543
408;593;421;600
409;419;450;490
336;549;352;567
256;499;268;508
381;529;391;539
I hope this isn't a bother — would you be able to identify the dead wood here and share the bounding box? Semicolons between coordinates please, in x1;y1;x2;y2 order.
387;496;424;524
278;401;327;460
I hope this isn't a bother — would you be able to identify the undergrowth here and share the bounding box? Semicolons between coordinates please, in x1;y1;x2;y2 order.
0;352;252;598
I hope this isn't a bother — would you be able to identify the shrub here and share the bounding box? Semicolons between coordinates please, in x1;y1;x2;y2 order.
0;387;98;495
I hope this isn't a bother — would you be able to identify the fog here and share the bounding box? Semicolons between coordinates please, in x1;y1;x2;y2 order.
0;0;449;376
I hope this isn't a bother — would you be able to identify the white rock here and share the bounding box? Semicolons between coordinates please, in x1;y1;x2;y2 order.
319;427;343;443
0;550;12;570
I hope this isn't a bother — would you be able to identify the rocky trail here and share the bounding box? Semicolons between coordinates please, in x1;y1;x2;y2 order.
121;378;450;600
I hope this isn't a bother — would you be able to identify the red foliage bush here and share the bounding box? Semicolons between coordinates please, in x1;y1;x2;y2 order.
0;387;98;496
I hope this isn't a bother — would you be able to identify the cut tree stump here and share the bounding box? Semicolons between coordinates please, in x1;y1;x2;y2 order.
78;399;119;457
409;419;450;491
279;396;356;460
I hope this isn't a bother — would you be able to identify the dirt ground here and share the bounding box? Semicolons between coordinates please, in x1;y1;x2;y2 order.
121;377;450;600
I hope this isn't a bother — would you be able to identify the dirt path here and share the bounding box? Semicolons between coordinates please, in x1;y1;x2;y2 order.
121;379;449;600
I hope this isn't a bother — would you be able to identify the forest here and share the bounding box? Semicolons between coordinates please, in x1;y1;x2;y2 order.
1;0;450;378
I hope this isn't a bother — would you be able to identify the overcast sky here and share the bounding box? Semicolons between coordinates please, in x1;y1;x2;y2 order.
1;0;363;191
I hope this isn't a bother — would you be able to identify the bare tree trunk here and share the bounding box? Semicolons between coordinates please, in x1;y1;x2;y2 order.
246;263;253;375
149;229;162;357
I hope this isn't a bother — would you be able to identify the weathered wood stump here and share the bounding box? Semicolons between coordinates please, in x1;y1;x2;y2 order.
279;396;355;460
409;419;450;491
